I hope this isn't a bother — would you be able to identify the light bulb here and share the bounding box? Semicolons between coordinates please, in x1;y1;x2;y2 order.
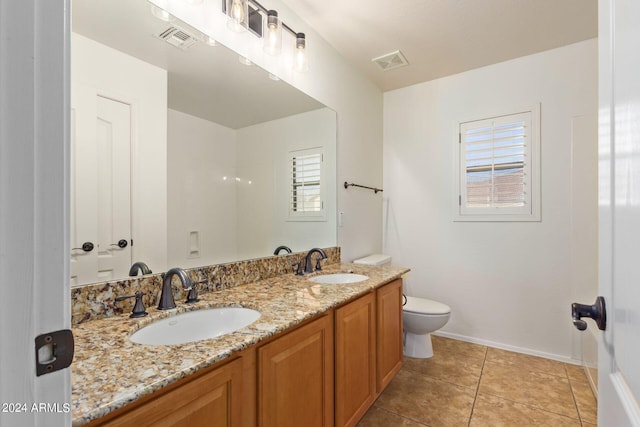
226;0;247;32
263;10;282;56
294;33;309;73
230;0;244;21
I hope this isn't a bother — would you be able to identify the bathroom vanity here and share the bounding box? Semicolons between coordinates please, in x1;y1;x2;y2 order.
72;263;408;427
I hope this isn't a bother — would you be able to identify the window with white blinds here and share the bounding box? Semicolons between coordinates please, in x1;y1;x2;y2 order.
456;106;540;221
289;147;325;220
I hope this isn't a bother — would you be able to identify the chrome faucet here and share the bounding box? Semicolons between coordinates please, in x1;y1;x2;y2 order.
304;248;328;274
129;261;152;276
157;268;193;310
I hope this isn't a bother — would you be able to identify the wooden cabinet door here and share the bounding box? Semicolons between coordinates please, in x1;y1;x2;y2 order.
94;357;244;427
257;314;334;427
335;292;376;427
376;279;403;394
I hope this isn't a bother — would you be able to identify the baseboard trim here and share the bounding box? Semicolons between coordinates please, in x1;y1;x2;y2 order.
433;331;581;366
584;365;598;400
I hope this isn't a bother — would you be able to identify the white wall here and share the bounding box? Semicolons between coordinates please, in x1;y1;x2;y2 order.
71;33;167;276
168;108;336;264
383;39;598;361
167;109;238;267
154;0;384;263
236;108;337;257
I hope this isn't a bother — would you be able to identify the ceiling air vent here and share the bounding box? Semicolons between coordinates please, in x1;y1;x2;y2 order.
372;50;409;71
156;26;198;50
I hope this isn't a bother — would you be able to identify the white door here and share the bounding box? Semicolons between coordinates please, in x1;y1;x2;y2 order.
70;88;132;285
0;1;70;426
598;0;640;424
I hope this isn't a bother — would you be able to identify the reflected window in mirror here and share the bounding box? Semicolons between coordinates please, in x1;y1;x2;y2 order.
289;147;325;221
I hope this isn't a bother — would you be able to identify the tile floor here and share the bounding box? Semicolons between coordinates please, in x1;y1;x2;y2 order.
358;336;597;427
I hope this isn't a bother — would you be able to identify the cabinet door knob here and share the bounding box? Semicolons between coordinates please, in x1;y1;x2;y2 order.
72;242;94;252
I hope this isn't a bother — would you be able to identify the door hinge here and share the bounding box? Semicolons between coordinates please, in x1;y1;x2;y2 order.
35;329;74;376
459;195;461;206
459;133;461;144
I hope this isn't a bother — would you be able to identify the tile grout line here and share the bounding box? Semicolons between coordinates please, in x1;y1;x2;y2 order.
400;364;480;393
370;405;433;427
467;345;489;426
482;353;569;379
476;351;584;421
476;359;581;421
476;389;585;422
566;364;586;426
362;337;591;426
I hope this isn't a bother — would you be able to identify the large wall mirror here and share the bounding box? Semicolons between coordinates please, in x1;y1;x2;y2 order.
70;0;337;286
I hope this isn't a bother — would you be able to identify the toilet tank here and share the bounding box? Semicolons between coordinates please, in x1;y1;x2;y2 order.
352;254;392;266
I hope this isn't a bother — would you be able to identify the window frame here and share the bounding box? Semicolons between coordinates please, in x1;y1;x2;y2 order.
287;146;326;222
453;104;541;222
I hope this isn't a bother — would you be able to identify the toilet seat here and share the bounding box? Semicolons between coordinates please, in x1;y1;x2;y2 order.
404;296;450;315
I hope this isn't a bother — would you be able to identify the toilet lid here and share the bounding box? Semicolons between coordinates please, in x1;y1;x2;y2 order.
404;296;451;315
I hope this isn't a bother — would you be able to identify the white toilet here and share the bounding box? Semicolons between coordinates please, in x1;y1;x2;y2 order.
402;295;450;358
353;254;451;359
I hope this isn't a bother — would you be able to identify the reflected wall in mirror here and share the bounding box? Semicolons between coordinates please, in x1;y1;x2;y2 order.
70;0;337;286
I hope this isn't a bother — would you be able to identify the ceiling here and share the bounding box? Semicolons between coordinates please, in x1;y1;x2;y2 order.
73;0;598;123
282;0;598;91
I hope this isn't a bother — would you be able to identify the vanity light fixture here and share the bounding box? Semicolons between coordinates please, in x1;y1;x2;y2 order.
293;32;309;73
221;0;310;72
152;1;310;71
263;10;282;55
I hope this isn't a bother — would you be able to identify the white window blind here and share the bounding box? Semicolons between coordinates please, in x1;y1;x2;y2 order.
456;107;540;221
289;147;324;219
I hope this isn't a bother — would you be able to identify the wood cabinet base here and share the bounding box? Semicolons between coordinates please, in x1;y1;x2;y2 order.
376;279;404;393
258;314;334;427
88;355;246;427
335;292;376;427
86;279;403;427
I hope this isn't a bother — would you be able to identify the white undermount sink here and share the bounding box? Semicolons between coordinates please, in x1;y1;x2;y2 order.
130;307;260;345
308;273;369;285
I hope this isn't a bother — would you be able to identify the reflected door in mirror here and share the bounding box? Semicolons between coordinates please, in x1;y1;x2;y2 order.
71;88;132;285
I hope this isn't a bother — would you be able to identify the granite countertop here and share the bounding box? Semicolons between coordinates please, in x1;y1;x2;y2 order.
71;262;410;426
